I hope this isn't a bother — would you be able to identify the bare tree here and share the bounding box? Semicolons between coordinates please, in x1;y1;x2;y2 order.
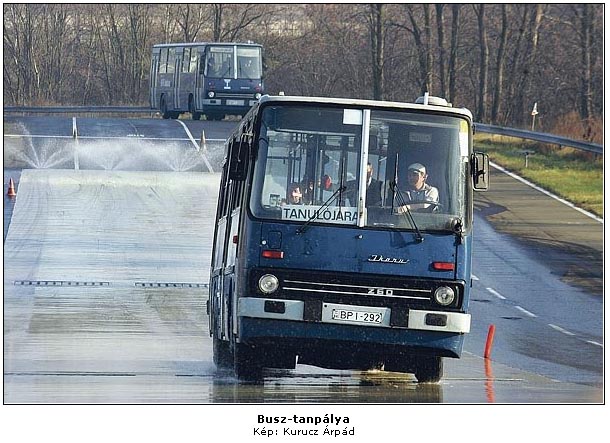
369;3;385;100
575;4;594;125
435;4;447;99
447;4;460;104
491;4;508;124
1;2;603;132
175;4;207;42
3;4;42;104
212;3;267;42
403;4;433;95
473;5;489;122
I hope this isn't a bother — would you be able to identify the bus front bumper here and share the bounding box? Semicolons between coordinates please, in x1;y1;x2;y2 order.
238;297;470;334
236;297;469;358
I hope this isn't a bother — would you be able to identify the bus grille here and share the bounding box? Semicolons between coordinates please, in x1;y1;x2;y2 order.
250;269;463;311
282;278;431;301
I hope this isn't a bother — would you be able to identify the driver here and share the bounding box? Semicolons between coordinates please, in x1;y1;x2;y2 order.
397;163;439;212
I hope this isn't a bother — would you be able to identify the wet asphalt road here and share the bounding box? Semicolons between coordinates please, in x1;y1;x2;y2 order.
2;115;603;405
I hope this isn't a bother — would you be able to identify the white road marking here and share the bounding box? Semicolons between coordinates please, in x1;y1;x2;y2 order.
471;274;479;281
490;161;602;223
176;120;215;173
548;324;576;336
486;287;506;300
514;305;537;318
586;340;603;347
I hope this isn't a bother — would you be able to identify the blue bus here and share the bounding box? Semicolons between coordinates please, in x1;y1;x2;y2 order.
150;42;264;120
209;94;489;382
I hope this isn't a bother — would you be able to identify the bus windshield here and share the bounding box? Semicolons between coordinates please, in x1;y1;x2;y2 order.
205;45;262;79
250;104;468;232
237;47;262;79
205;46;234;78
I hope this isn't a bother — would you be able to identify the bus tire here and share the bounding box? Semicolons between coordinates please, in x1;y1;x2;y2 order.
212;336;232;368
206;113;224;121
413;356;443;383
160;97;171;119
189;97;201;120
233;342;263;381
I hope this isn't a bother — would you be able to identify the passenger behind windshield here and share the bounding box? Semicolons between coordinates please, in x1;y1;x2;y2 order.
282;183;304;206
343;162;382;207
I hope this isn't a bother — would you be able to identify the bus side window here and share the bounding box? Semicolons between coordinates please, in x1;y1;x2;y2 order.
159;48;168;74
218;162;230;219
167;48;175;73
182;47;191;73
190;50;198;73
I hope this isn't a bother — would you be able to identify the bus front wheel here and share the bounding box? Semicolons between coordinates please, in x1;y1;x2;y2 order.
212;336;232;368
413;356;443;383
206;113;224;121
189;97;201;120
160;97;171;119
233;342;263;381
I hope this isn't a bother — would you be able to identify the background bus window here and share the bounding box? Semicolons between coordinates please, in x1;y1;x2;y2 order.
206;46;234;78
189;49;198;73
159;48;168;74
237;47;261;79
182;47;191;73
166;48;176;73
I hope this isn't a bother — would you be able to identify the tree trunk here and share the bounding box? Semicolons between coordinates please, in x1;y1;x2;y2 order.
448;4;460;104
491;4;508;124
579;4;593;125
475;4;489;122
370;4;384;100
435;4;447;99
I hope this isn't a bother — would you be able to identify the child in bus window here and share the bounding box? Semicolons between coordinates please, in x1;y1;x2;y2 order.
283;183;303;206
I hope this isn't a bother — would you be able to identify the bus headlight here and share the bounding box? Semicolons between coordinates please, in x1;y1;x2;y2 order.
434;286;455;306
208;91;215;98
258;274;279;294
254;93;262;100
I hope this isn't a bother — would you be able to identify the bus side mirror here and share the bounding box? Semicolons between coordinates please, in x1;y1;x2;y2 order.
228;137;249;181
472;152;489;191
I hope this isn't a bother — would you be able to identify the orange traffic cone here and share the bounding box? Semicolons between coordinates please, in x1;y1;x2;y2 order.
7;178;16;198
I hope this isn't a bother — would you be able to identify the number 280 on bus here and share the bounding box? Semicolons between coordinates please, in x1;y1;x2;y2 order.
209;94;489;383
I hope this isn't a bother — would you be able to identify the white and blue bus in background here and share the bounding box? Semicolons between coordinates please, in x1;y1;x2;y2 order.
209;94;489;382
150;41;264;120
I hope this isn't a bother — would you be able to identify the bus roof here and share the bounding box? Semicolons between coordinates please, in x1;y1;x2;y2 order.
257;95;473;120
152;42;262;49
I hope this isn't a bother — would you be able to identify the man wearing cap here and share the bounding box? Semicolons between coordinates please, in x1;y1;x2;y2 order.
397;163;439;212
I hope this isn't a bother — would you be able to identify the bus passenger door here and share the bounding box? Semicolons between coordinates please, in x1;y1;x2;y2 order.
195;49;206;112
211;217;227;339
225;207;240;336
173;48;182;110
214;207;240;341
150;52;159;109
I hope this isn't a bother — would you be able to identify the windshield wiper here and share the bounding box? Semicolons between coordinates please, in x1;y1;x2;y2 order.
390;181;424;243
296;186;347;234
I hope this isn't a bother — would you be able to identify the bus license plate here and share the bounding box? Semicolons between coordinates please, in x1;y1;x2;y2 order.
331;309;383;324
226;99;244;106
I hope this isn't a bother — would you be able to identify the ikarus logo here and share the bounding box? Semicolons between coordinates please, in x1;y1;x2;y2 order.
224;79;231;89
367;254;409;264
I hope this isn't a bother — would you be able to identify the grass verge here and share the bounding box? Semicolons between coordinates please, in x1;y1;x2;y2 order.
474;134;603;218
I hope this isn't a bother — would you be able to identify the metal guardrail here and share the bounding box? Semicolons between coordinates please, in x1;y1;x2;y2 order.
3;106;603;155
4;106;153;114
475;123;602;155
